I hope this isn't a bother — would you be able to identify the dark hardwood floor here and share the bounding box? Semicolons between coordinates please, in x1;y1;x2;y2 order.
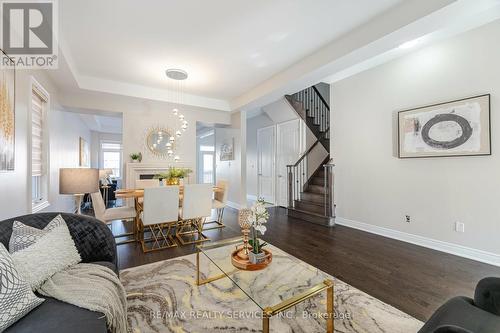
110;206;500;322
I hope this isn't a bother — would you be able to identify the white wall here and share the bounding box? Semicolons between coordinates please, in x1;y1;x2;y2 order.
331;20;500;258
215;111;246;208
48;110;92;212
122;106;230;183
0;70;91;220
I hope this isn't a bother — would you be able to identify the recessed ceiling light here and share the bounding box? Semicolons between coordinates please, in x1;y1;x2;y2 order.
166;68;188;80
399;39;420;49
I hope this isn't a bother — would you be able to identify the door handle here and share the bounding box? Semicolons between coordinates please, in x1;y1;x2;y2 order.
258;173;263;176
278;175;282;178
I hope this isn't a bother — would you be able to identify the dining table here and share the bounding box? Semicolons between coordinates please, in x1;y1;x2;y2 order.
114;185;223;242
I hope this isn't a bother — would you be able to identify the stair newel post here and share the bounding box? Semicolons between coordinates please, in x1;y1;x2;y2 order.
323;162;335;218
287;166;293;208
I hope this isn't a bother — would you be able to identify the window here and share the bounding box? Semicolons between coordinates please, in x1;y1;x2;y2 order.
101;141;122;178
31;82;49;211
202;153;214;184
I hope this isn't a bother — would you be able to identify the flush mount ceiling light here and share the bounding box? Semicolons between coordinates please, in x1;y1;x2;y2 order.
399;38;420;49
165;68;188;81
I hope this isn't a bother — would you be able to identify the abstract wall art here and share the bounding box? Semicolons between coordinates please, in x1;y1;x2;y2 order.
79;137;90;167
220;138;234;161
0;50;15;171
398;94;491;158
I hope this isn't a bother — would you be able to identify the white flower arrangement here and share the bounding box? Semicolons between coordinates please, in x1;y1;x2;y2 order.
248;199;269;254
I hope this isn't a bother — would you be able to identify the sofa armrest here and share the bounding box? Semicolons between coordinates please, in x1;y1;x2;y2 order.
474;277;500;316
0;213;117;268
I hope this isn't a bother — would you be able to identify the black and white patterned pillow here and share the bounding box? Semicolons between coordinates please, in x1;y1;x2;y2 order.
9;214;65;253
0;244;44;331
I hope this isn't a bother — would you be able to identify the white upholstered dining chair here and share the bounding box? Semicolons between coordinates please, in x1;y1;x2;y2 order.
176;184;212;245
139;186;179;252
135;179;160;189
205;179;229;230
90;192;137;244
135;179;160;205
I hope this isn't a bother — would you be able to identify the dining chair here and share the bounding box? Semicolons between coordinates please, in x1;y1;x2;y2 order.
90;192;137;244
177;184;212;245
135;179;160;189
205;179;229;230
135;179;160;205
139;186;179;252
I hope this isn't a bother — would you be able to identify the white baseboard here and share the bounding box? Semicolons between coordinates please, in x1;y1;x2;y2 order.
246;194;258;201
336;217;500;267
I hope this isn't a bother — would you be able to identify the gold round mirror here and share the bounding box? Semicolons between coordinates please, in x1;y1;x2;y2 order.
146;127;176;158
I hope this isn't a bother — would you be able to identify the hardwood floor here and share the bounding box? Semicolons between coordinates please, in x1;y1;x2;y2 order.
112;206;500;322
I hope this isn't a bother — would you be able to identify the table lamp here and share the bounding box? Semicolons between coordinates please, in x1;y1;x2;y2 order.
59;168;99;214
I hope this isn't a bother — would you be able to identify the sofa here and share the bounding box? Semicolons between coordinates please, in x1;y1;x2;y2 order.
0;212;118;333
418;277;500;333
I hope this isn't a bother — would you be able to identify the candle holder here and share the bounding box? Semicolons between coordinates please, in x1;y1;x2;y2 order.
237;208;253;260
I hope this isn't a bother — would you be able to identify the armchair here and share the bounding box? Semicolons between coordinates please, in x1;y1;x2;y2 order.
419;277;500;333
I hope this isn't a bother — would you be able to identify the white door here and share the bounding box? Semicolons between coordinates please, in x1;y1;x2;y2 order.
276;119;301;207
257;126;275;203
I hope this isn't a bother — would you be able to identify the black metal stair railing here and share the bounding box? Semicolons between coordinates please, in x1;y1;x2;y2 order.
291;85;330;140
285;85;334;220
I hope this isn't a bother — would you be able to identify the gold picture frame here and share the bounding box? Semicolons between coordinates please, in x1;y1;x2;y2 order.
0;49;15;171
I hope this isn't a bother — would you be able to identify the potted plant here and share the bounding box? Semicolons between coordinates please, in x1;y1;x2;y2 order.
130;152;142;163
247;199;270;264
154;167;192;185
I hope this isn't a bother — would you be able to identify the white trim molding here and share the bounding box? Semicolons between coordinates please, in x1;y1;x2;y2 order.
226;200;242;210
246;194;258;202
336;217;500;267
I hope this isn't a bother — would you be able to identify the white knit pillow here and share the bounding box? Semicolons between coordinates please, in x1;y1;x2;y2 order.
12;224;81;290
9;214;66;253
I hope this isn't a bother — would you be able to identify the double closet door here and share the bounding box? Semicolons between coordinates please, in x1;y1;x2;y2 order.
257;119;302;207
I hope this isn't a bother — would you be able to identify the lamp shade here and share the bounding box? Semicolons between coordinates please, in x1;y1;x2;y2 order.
59;168;99;194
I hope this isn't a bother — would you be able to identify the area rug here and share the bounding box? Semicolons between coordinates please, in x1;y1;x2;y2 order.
121;244;423;333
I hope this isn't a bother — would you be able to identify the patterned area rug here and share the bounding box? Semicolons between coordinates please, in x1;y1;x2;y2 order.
121;244;423;333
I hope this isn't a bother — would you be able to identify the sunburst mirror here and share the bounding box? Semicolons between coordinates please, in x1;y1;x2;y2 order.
145;126;177;159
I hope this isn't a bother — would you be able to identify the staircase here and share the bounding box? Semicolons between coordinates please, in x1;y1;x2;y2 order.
285;85;335;227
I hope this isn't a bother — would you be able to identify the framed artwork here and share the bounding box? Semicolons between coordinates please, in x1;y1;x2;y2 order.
398;94;491;158
220;138;234;161
79;137;90;167
0;50;15;171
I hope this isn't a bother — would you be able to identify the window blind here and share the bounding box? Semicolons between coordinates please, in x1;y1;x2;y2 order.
31;91;44;177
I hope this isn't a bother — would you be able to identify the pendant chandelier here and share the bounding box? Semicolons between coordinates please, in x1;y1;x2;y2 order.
165;68;189;162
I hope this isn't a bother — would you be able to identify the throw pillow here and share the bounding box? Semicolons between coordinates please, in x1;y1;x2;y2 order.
9;214;66;253
0;244;44;331
12;223;81;290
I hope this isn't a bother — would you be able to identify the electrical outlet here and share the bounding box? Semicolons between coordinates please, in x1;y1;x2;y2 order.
405;215;411;223
455;222;465;233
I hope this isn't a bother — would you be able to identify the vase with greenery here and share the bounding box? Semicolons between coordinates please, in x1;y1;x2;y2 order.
247;199;270;264
154;167;192;185
130;152;142;163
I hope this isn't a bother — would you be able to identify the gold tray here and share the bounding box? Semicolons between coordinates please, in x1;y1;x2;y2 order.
231;247;272;271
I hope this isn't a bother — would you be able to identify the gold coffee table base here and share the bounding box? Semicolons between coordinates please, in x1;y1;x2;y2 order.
195;248;334;333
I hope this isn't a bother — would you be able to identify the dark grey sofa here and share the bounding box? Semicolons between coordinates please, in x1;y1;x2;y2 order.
0;212;118;333
418;277;500;333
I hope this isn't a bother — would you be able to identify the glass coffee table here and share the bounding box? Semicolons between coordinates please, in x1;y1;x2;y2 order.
196;237;334;333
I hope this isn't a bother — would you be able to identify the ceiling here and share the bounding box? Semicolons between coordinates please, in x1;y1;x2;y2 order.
78;114;123;134
56;1;500;113
59;0;402;101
